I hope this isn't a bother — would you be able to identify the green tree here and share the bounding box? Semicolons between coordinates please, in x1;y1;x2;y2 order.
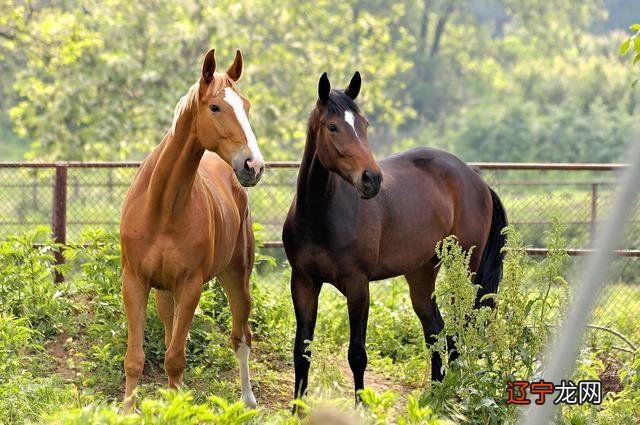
1;0;638;163
4;0;415;160
620;22;640;85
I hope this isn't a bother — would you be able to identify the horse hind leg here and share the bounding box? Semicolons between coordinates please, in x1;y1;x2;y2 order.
218;261;257;408
164;280;202;388
404;263;455;382
154;289;175;349
122;268;151;413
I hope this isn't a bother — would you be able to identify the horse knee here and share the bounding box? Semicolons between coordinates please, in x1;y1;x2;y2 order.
230;325;252;351
164;347;185;380
124;349;145;378
348;344;367;374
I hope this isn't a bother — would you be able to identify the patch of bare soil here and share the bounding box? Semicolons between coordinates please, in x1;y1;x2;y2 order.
46;333;78;382
599;362;623;394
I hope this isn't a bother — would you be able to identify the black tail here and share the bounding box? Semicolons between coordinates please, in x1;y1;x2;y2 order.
475;187;508;308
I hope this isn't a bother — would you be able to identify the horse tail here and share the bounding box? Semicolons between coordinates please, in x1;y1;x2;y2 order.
475;187;508;308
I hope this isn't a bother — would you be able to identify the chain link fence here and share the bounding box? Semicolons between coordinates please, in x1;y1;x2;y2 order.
0;162;638;346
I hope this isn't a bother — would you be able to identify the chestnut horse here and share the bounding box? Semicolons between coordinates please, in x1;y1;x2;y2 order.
120;49;264;411
282;72;507;403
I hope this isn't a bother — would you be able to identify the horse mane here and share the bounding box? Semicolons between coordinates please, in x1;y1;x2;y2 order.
171;73;238;135
324;90;360;115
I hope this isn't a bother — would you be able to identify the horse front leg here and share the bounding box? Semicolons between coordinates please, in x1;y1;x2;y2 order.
291;269;322;407
341;274;370;403
122;268;150;413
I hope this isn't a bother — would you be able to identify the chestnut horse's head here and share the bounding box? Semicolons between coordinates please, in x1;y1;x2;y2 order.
175;49;264;187
310;72;382;199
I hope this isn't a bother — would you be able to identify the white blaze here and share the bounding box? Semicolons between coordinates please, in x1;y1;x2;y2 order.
223;87;264;175
345;110;358;138
235;337;257;408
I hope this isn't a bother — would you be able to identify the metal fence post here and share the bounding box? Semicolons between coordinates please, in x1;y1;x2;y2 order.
591;183;598;243
52;164;68;283
32;170;38;210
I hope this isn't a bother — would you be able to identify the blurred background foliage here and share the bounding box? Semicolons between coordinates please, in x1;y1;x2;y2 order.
0;0;639;162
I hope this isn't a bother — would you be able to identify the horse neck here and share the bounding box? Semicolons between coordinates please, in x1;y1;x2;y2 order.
295;130;338;213
146;112;205;216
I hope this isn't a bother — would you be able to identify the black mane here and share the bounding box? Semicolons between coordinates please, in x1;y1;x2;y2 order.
325;90;360;115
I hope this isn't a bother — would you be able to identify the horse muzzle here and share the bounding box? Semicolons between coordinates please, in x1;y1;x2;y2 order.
234;157;265;187
357;169;382;199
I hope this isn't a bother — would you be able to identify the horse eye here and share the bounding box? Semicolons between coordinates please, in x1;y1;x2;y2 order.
328;123;338;132
209;104;220;112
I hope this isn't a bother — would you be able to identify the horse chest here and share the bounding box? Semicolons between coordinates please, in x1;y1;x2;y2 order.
122;205;239;287
290;236;377;283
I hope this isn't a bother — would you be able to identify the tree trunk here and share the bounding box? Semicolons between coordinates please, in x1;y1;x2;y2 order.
430;4;454;58
418;0;430;55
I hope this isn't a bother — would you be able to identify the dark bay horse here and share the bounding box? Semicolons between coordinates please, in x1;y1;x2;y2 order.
282;72;507;402
120;49;264;412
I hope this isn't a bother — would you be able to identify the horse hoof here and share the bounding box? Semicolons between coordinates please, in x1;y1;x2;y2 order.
242;391;257;409
292;403;307;417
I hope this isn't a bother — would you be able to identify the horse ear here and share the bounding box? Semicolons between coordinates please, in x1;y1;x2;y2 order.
344;71;361;100
226;49;243;82
318;72;330;104
201;49;216;84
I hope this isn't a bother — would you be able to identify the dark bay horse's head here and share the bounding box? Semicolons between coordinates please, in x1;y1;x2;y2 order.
192;49;264;187
311;72;382;199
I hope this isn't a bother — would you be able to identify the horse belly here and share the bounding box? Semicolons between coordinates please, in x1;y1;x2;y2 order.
371;196;450;279
138;236;210;289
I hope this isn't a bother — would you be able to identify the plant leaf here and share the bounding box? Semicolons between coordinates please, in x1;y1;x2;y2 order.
620;38;631;55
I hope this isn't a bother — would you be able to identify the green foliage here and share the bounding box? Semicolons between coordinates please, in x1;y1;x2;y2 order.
47;389;258;424
367;282;424;364
359;388;451;424
0;314;78;424
421;223;571;423
0;313;36;376
0;224;638;423
1;1;637;163
620;23;640;86
0;226;74;337
563;354;640;424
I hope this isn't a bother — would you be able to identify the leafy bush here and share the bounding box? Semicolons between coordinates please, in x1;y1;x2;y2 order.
419;222;639;424
0;313;79;424
421;224;573;422
0;226;75;337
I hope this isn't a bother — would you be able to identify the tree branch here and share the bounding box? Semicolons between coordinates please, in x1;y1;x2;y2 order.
0;30;16;41
585;324;637;352
418;0;430;55
545;322;637;352
430;3;454;58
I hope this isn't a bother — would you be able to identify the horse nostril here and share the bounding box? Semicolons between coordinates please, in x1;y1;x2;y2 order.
362;170;374;186
244;159;251;172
